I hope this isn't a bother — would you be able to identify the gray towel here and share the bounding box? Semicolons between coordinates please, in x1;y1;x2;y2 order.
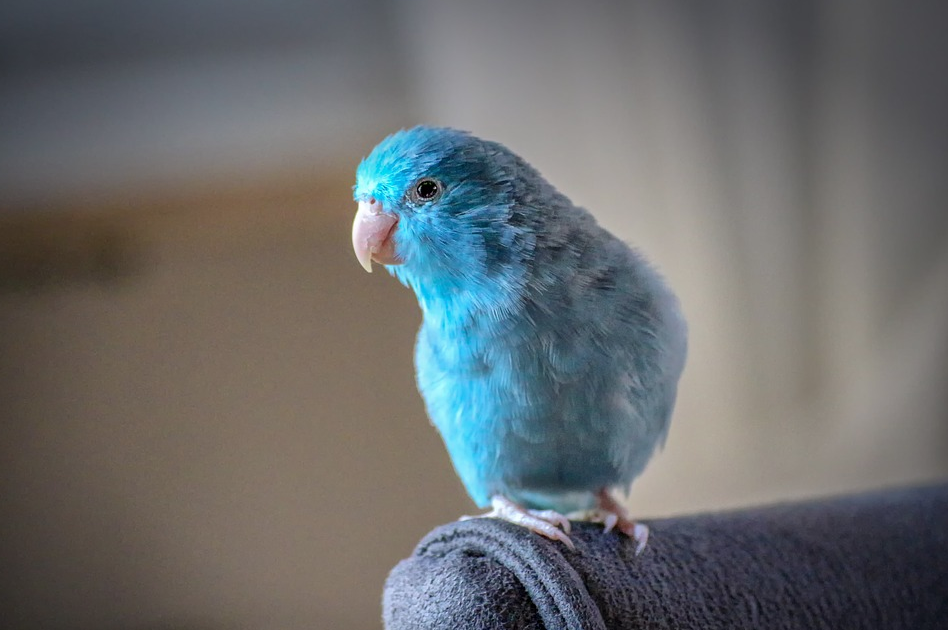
383;484;948;629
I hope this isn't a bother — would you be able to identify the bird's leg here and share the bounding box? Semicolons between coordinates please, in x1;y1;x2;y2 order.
461;495;575;550
587;489;649;555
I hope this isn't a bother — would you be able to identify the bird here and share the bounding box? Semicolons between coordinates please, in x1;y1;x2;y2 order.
351;126;687;552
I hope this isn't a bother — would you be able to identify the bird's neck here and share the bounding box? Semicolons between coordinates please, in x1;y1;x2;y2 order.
393;265;525;333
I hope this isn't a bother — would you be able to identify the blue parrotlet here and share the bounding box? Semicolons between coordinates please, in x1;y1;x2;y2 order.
351;127;687;552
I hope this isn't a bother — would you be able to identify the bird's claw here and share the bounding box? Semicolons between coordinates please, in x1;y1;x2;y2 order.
590;489;649;555
523;508;573;534
462;495;575;550
573;507;649;555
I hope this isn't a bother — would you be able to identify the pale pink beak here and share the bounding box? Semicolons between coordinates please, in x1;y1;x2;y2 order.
351;198;400;272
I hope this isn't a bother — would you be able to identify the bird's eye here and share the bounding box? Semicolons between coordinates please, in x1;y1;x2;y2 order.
411;178;443;203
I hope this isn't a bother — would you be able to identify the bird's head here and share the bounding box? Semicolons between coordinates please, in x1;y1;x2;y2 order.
352;126;539;302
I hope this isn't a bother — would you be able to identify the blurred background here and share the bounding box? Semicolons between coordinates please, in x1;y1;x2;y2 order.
1;0;946;628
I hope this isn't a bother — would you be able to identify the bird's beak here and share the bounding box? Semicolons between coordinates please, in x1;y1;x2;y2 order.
352;198;400;273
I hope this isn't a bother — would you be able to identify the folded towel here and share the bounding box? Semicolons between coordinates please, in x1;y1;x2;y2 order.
383;483;948;629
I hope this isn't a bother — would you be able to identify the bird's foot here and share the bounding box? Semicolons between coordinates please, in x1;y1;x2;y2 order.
461;495;575;550
577;489;649;555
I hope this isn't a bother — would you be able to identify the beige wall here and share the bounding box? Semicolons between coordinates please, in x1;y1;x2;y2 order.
1;175;473;629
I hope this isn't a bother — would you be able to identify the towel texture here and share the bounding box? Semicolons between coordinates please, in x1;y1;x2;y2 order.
383;484;948;629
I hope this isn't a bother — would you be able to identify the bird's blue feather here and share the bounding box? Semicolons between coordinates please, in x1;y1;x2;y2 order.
355;126;687;513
